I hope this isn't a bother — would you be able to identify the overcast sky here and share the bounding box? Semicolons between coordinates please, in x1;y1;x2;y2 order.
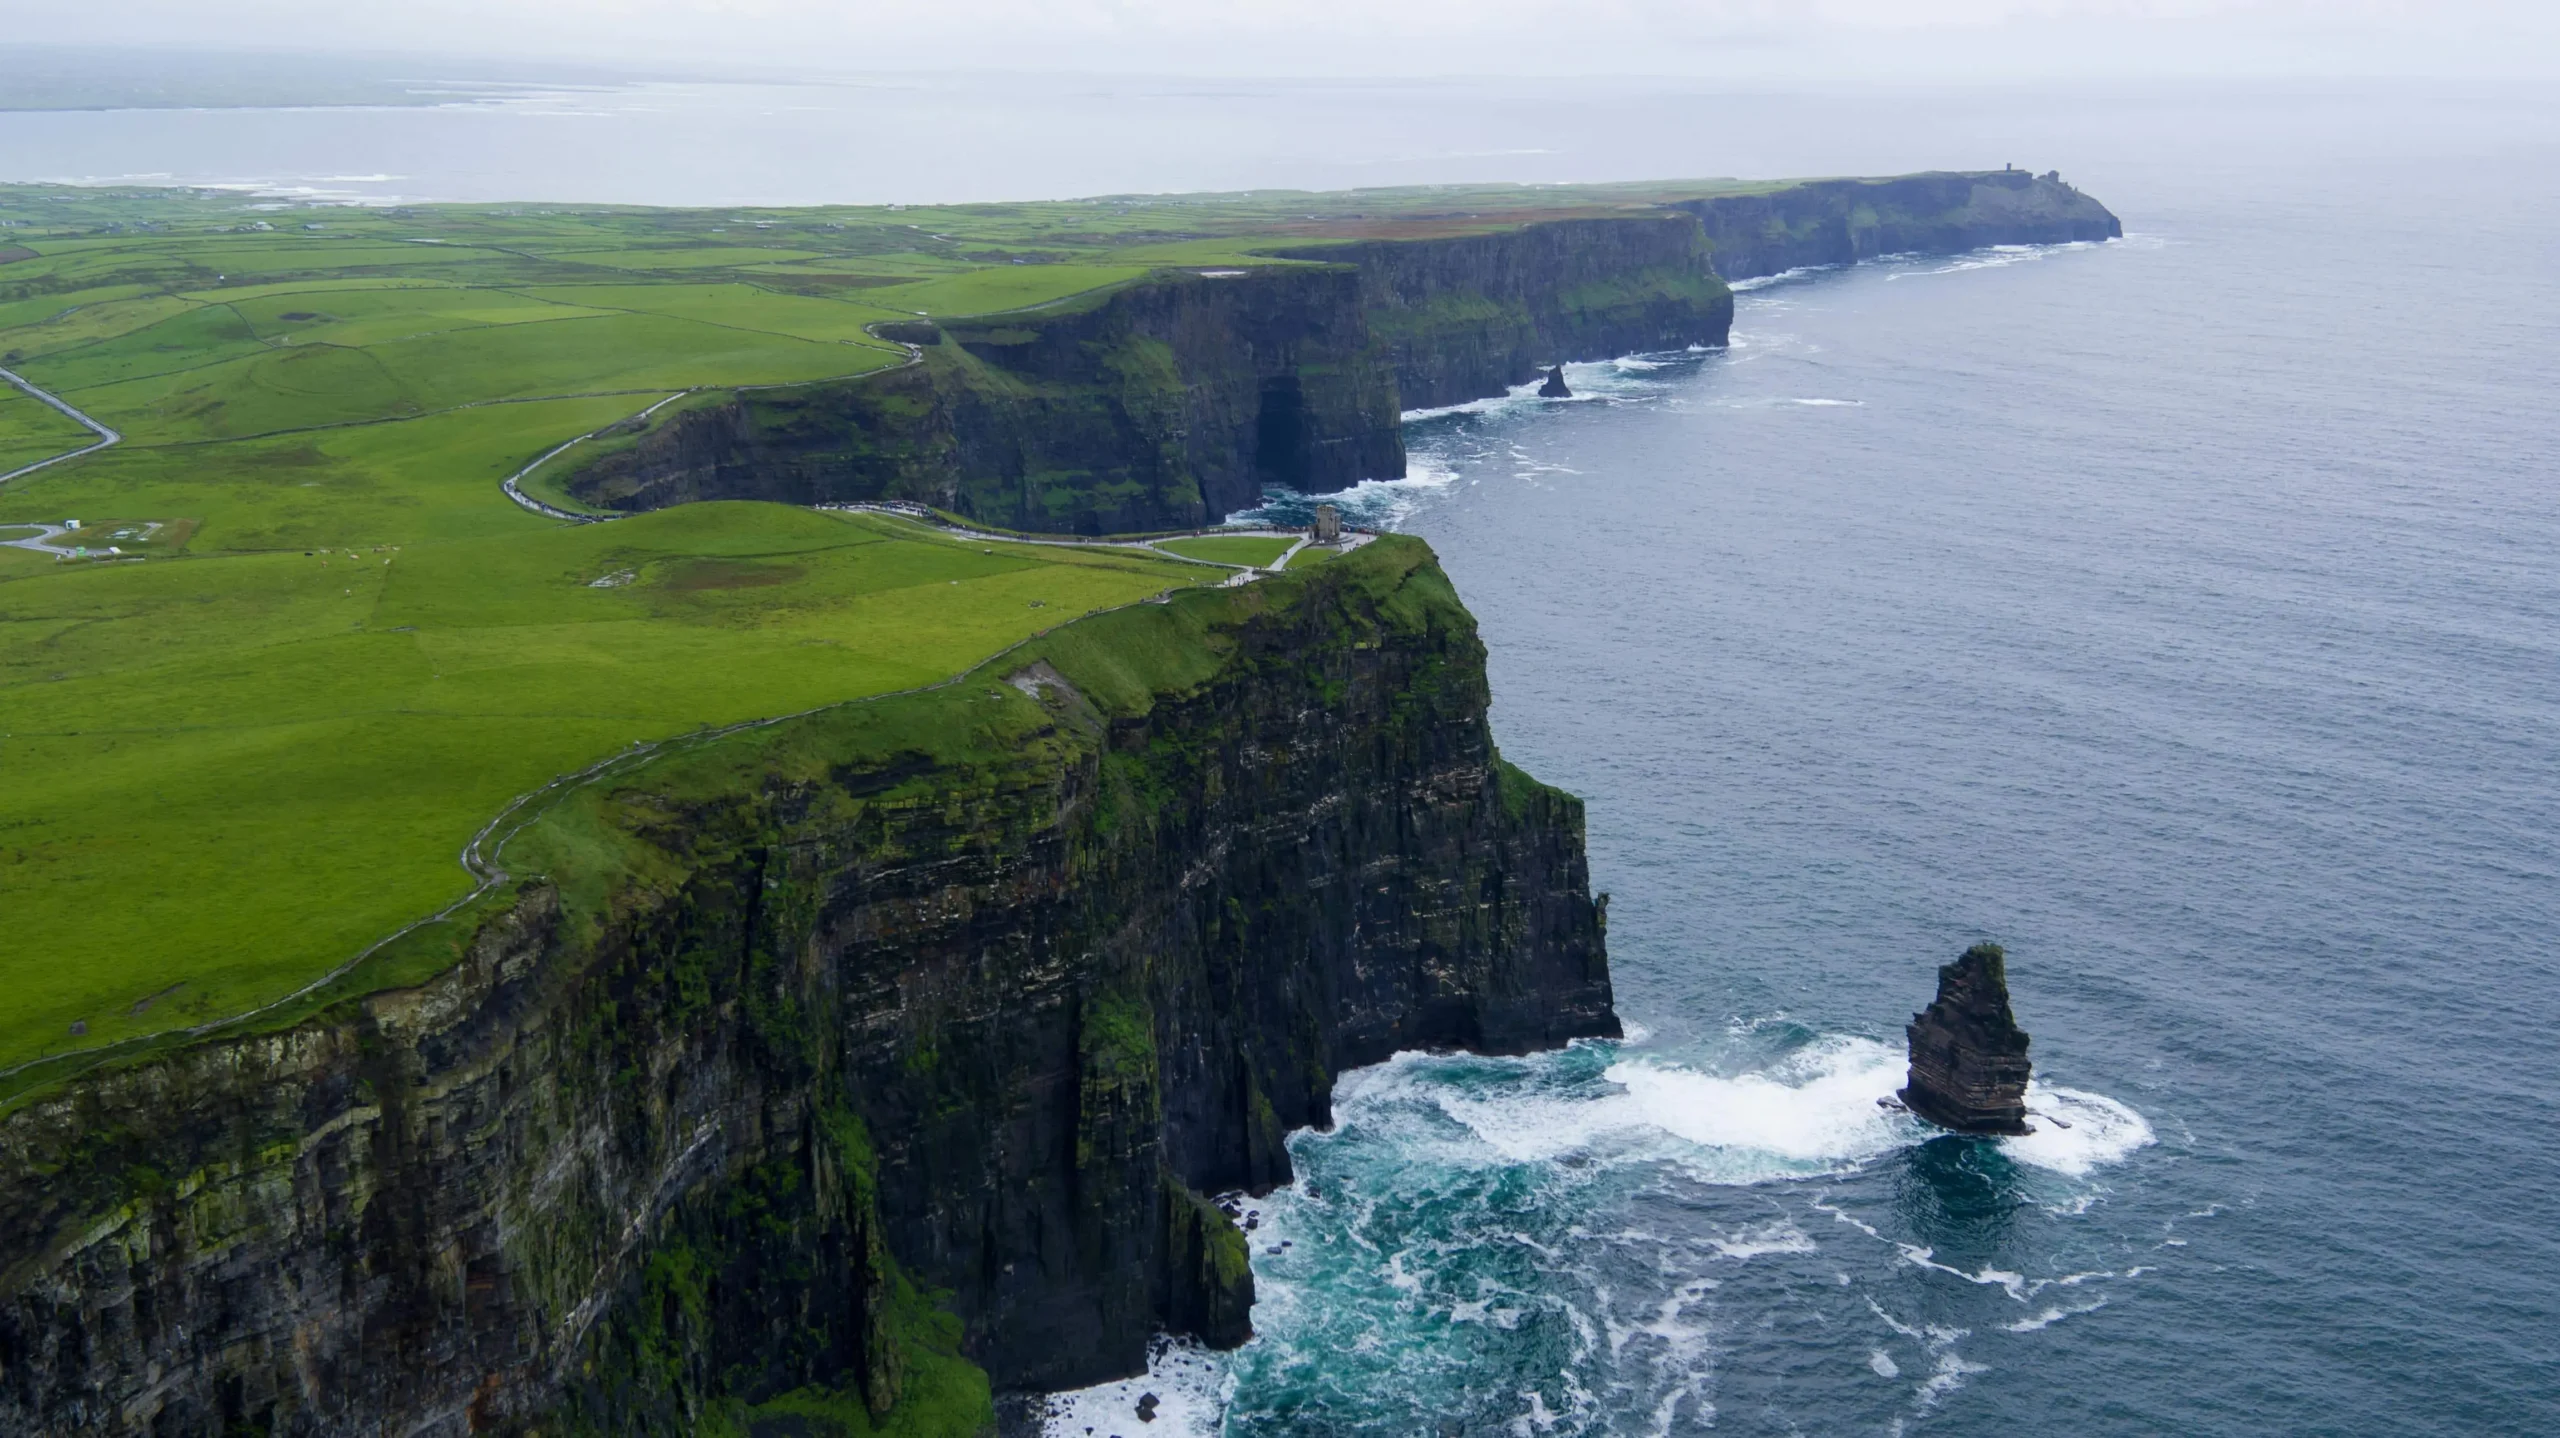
10;0;2556;81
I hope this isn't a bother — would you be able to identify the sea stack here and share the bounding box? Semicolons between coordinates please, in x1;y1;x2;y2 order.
1900;941;2033;1135
1539;364;1572;397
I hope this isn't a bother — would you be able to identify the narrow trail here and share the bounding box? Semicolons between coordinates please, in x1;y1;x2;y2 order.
0;367;122;488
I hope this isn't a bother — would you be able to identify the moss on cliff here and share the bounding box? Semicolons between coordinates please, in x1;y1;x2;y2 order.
0;533;1611;1433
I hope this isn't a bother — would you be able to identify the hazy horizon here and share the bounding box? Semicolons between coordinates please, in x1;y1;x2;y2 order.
4;0;2557;86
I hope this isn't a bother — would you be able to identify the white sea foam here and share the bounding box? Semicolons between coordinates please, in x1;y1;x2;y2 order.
2005;1296;2109;1333
1716;396;1864;408
1885;240;2101;281
2001;1083;2155;1176
1728;264;1835;291
1704;1219;1818;1261
1399;1035;1918;1184
1040;1336;1229;1438
1604;1037;1913;1168
1338;1035;2152;1193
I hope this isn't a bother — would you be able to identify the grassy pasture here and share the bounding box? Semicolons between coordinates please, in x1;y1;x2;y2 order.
858;264;1152;316
516;282;912;347
1156;534;1297;568
0;387;95;474
0;503;1201;1070
550;246;830;271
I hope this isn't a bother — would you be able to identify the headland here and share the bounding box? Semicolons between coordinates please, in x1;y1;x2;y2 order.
0;169;2117;1434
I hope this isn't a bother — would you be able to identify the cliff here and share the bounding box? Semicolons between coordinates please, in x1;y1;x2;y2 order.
561;216;1735;530
1269;214;1732;412
565;266;1404;535
0;536;1617;1435
558;173;2115;532
1674;169;2122;281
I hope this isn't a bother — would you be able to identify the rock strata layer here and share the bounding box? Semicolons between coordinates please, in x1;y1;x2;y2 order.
1900;942;2034;1135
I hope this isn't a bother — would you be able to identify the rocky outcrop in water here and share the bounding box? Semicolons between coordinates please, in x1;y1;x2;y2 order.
1900;942;2034;1135
1539;366;1571;398
0;538;1615;1435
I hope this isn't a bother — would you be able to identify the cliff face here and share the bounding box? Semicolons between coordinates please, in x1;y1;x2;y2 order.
1675;170;2122;281
1271;215;1733;412
555;177;2115;531
565;266;1405;534
0;538;1616;1434
562;217;1735;529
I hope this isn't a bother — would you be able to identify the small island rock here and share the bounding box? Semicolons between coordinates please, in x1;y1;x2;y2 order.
1899;942;2033;1134
1539;365;1572;397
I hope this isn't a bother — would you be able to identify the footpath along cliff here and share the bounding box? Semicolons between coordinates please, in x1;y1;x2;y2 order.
0;539;1616;1435
561;171;2118;533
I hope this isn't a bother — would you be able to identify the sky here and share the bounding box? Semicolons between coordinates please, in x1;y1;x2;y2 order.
6;0;2556;82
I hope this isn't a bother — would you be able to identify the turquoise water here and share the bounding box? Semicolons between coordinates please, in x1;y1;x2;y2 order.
1058;144;2560;1435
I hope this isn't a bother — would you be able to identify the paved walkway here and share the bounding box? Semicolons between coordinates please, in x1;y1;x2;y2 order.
0;366;122;487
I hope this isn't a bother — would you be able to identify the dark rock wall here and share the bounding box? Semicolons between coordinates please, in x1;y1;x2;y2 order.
1675;170;2122;281
563;215;1737;529
0;539;1614;1434
557;177;2119;533
565;265;1404;534
1270;214;1734;412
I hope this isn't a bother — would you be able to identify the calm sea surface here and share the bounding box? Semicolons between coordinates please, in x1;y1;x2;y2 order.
8;76;2557;1437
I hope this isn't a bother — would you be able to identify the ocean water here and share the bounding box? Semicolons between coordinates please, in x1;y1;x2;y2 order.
1076;137;2560;1434
6;73;2556;1437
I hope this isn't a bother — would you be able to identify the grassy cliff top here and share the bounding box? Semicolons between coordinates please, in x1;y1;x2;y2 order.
0;170;1995;1082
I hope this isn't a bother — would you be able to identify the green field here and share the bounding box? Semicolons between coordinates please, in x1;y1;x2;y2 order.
0;189;1305;1078
1156;534;1298;568
0;175;1777;1081
0;386;98;474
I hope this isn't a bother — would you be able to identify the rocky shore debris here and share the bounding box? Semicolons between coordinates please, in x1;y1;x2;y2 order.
1898;941;2034;1134
1539;364;1572;398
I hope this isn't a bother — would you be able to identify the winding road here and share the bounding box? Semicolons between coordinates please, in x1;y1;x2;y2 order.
0;365;121;488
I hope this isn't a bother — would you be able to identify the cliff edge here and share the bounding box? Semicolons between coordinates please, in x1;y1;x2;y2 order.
0;536;1615;1435
1677;169;2121;281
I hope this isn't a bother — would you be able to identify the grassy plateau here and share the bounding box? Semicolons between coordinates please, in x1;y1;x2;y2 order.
0;176;1774;1080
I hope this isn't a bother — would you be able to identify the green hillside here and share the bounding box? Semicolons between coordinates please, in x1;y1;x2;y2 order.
0;177;1773;1081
